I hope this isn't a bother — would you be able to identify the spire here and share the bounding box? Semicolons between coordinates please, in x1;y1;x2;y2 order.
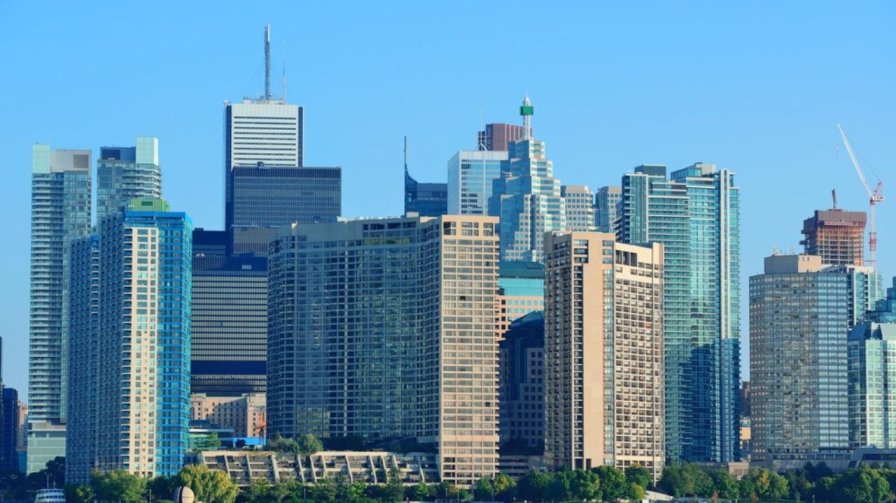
520;95;534;140
264;25;272;100
403;136;408;174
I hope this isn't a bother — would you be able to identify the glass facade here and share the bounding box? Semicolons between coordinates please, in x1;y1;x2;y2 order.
268;215;499;485
594;185;621;233
498;261;545;323
499;312;544;451
66;198;192;482
96;138;162;222
561;185;595;232
750;255;849;465
404;169;447;217
618;163;740;463
447;150;506;216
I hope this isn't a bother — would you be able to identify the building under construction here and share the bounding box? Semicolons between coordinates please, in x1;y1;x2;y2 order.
801;209;867;266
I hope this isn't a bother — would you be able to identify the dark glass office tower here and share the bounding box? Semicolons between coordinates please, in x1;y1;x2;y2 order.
404;169;447;216
191;245;268;396
226;165;341;255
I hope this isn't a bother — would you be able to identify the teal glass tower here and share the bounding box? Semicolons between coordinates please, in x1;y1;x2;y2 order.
488;97;566;262
96;137;162;222
619;163;740;463
66;198;192;483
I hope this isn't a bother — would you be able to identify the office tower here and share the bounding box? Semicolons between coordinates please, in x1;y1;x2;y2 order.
224;100;303;226
561;185;595;232
801;209;867;266
191;250;267;395
1;388;18;472
498;261;544;324
544;232;664;480
96;137;162;221
749;254;851;468
848;278;896;449
618;162;740;463
447;150;508;215
268;215;499;485
594;185;621;233
499;311;544;452
227;166;341;255
489;97;565;262
404;140;447;217
477;123;525;152
67;198;191;483
28;145;91;471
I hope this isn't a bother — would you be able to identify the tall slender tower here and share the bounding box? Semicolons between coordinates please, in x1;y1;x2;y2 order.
27;145;91;472
488;97;566;262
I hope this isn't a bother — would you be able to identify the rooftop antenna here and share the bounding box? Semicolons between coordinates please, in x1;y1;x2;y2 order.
831;188;837;209
403;136;408;174
282;62;287;101
264;24;272;100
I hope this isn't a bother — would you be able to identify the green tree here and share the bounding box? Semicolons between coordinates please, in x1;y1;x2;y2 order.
830;468;891;503
709;469;738;500
493;473;517;502
739;468;788;501
383;468;403;503
311;479;337;502
296;434;324;456
177;464;238;503
242;479;272;503
91;470;147;503
517;471;549;502
268;433;301;454
409;483;433;501
569;469;600;501
473;477;495;501
65;483;94;503
624;464;651;490
626;482;646;501
191;432;222;452
593;465;627;501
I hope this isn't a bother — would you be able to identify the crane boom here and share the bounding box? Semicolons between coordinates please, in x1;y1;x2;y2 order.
837;124;876;198
835;124;885;269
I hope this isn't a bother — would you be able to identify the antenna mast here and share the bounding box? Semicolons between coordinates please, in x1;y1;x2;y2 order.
264;25;272;100
403;136;408;173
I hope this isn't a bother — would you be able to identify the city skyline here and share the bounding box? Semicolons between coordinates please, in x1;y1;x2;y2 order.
2;2;896;398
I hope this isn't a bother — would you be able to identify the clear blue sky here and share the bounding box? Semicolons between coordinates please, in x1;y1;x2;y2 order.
1;1;894;398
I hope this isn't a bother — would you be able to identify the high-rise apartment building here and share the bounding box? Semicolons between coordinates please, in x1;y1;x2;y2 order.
191;246;267;396
268;215;499;485
28;145;91;471
499;311;544;451
544;232;665;481
561;185;595;232
226;165;341;255
96;137;162;221
66;198;191;483
489;97;565;262
801;209;867;266
447;150;507;216
750;254;851;468
848;278;896;449
618;163;740;463
478;123;525;152
594;185;621;233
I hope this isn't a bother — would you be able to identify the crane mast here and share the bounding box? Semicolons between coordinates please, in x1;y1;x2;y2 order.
836;124;885;269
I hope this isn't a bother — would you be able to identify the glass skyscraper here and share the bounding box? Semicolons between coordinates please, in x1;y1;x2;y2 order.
618;162;740;463
268;215;500;486
28;145;91;471
66;198;191;483
96;137;162;222
594;185;621;233
488;97;565;262
447;150;507;216
561;185;595;232
750;255;849;468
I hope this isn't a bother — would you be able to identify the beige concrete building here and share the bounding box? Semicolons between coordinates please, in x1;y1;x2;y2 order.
544;232;664;481
191;393;266;438
268;215;499;486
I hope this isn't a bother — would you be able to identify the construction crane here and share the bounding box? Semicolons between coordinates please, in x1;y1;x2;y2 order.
836;124;885;268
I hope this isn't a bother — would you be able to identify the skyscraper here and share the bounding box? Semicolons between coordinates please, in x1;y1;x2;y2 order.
28;145;91;471
801;209;867;266
226;165;341;255
404;140;447;217
561;185;595;232
67;198;191;483
447;150;507;216
544;232;665;480
498;261;544;325
96;137;162;221
268;215;500;486
477;123;525;152
499;311;544;452
618;162;740;463
749;254;850;468
489;97;565;262
594;185;621;233
191;250;267;396
848;277;896;449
